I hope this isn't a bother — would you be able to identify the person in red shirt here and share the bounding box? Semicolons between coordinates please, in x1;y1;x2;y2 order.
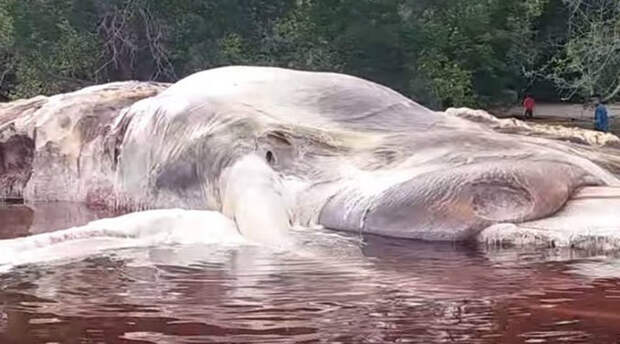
523;94;535;118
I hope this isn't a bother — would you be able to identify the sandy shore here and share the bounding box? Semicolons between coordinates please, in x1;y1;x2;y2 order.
498;102;618;120
492;102;619;136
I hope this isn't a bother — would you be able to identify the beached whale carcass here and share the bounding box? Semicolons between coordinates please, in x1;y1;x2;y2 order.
1;66;620;246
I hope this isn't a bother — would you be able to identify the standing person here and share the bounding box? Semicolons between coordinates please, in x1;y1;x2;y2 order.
594;97;610;133
523;94;535;118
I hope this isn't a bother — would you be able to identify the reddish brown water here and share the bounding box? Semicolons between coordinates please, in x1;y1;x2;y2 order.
1;203;620;343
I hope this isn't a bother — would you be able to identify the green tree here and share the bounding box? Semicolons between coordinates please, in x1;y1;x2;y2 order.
5;0;100;97
0;0;15;99
0;0;603;108
409;0;549;107
544;0;620;101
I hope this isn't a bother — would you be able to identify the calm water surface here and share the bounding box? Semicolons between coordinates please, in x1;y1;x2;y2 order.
1;203;620;343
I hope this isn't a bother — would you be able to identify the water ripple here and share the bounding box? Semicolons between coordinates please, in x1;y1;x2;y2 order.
1;205;620;343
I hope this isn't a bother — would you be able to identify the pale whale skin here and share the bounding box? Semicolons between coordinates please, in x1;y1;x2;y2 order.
1;66;620;244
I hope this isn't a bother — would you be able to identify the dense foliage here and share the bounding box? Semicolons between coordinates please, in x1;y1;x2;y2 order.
0;0;618;108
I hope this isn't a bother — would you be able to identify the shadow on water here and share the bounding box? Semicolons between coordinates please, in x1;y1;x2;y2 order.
0;204;620;343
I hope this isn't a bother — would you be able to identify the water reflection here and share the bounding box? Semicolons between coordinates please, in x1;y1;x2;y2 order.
0;204;620;343
29;203;120;235
0;205;34;239
0;202;118;238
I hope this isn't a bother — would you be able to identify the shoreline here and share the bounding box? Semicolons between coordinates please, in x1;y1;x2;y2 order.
490;103;618;136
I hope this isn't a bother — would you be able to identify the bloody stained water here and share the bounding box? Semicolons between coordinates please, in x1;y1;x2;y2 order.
0;203;620;343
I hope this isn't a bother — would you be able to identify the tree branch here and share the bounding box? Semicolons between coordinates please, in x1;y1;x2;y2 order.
603;77;620;102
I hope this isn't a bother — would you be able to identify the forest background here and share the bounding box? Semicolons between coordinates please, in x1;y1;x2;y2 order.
0;0;618;110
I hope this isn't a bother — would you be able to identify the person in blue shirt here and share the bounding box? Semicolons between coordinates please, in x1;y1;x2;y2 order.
594;97;610;133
